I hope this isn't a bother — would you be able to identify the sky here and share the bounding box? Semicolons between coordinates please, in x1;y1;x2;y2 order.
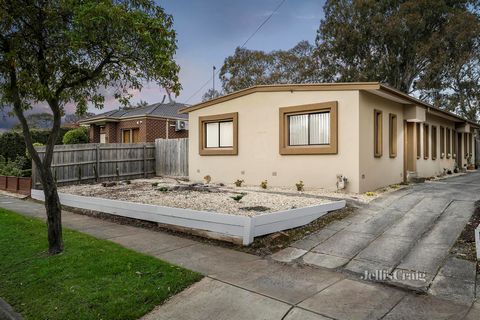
0;0;325;131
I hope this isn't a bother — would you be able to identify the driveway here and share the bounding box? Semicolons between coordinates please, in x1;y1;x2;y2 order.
274;171;480;305
1;176;479;320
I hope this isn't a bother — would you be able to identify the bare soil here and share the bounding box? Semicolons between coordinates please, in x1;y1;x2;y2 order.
451;200;480;272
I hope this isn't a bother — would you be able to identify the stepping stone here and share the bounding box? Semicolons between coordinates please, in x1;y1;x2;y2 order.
387;194;425;212
428;275;475;306
438;256;476;281
270;247;307;263
284;308;331;320
344;258;393;278
408;197;451;214
290;228;337;251
312;230;375;259
396;243;450;274
355;235;413;265
384;214;438;239
298;278;405;320
302;252;349;269
345;209;404;236
383;294;468;320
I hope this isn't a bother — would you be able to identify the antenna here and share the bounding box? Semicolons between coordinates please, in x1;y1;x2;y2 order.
213;66;216;93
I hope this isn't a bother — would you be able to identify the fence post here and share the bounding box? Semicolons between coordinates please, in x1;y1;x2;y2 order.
143;144;147;178
95;144;100;181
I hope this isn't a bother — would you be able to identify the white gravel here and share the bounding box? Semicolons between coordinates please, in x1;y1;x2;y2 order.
58;178;333;216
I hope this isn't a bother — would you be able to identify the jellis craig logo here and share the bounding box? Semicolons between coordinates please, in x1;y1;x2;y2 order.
361;270;426;282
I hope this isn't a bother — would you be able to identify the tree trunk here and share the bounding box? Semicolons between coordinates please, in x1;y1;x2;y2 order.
40;167;64;254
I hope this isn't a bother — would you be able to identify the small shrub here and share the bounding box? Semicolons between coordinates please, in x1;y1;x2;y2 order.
295;180;304;192
62;127;89;144
204;175;211;184
234;179;244;187
0;155;29;177
260;180;268;189
453;168;459;173
157;186;169;192
447;170;452;175
390;184;400;189
365;191;376;197
231;193;246;202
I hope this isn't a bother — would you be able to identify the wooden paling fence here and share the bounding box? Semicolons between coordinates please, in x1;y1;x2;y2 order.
155;138;188;177
33;143;155;187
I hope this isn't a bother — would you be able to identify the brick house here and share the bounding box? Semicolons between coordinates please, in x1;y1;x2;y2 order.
80;102;188;143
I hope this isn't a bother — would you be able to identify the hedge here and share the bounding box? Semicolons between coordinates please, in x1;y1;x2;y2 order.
63;127;89;144
0;128;69;162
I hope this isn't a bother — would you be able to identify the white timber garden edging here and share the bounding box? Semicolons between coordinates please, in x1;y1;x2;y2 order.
31;189;346;245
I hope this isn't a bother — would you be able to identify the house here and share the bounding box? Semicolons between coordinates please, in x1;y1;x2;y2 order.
80;102;188;143
180;82;478;193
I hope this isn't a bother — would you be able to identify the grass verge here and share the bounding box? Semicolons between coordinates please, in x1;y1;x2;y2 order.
0;208;202;320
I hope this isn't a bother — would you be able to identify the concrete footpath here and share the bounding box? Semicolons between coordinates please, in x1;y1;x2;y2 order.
0;194;479;320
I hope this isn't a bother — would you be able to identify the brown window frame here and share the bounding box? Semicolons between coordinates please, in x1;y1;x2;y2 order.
440;126;445;158
446;128;451;158
374;110;383;158
416;123;421;159
279;101;338;155
389;113;397;158
199;112;238;156
423;124;429;159
431;126;437;160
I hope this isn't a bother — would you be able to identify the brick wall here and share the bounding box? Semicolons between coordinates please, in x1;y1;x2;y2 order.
88;117;188;143
89;125;100;143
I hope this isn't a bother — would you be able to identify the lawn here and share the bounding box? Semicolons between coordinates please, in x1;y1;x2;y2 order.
0;208;202;320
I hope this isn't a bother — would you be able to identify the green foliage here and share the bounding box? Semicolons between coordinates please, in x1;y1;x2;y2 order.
12;113;53;130
234;179;244;187
0;129;68;162
315;0;480;120
231;193;246;202
157;186;169;192
202;89;222;102
260;180;268;189
62;127;89;144
0;208;202;319
220;41;317;93
0;155;29;177
365;191;376;197
295;180;304;192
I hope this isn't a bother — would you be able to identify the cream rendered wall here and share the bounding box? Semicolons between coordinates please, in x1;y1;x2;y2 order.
358;92;404;193
416;113;456;178
188;90;361;192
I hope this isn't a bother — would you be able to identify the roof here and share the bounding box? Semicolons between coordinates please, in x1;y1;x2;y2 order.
179;82;478;127
80;102;188;124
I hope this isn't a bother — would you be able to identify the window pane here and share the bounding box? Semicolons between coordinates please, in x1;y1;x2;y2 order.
205;122;219;148
219;121;233;147
289;114;308;145
309;112;330;144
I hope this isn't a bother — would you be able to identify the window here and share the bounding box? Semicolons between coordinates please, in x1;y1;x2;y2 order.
374;110;383;157
100;133;106;144
416;123;421;159
199;112;238;155
279;102;337;155
122;128;140;143
389;114;397;158
431;126;437;160
440;126;445;158
423;124;429;159
446;128;451;158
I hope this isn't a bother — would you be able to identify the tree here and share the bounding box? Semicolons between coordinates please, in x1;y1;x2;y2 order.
63;127;89;145
315;0;479;95
219;41;319;93
0;0;180;254
201;88;222;102
12;113;53;130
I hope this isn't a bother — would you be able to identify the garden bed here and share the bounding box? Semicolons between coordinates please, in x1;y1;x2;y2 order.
58;178;333;216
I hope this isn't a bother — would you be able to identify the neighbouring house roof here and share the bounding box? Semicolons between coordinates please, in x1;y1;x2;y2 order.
179;82;478;128
80;102;189;124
